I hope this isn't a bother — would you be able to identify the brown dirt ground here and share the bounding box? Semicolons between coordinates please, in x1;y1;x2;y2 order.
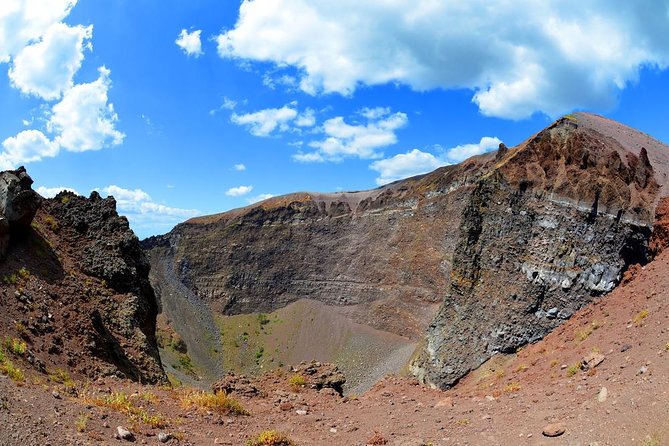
3;242;669;445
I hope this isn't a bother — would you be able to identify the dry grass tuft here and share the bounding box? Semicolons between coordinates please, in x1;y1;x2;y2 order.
288;374;307;391
247;430;296;446
633;309;650;327
179;389;250;416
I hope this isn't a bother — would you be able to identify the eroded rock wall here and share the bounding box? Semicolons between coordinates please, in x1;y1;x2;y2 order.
411;116;660;388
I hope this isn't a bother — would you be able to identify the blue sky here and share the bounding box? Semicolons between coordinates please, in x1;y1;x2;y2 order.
1;1;669;238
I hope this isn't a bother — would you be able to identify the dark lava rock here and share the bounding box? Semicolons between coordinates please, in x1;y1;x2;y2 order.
212;372;263;397
0;166;41;255
292;361;346;396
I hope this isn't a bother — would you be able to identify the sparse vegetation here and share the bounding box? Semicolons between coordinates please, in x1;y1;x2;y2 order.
173;353;196;377
0;350;25;384
503;382;521;393
14;321;28;339
44;215;59;231
75;413;88;433
288;374;307;391
641;434;661;446
257;313;270;326
566;362;581;377
247;430;296;446
4;337;26;356
89;391;169;428
633;309;650;327
17;267;30;281
550;359;559;368
50;369;75;387
179;389;250;416
167;373;182;388
514;364;528;373
3;274;17;285
3;267;31;286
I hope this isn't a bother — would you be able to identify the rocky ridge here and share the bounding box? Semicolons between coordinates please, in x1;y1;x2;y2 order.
0;179;165;384
144;113;669;390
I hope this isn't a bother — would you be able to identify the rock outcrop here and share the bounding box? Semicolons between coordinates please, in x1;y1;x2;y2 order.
0;167;41;256
144;113;669;389
0;186;166;384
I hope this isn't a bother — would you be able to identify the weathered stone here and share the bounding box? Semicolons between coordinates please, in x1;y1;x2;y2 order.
542;423;566;437
0;167;41;256
597;387;608;402
116;426;134;441
212;372;263;397
582;352;605;370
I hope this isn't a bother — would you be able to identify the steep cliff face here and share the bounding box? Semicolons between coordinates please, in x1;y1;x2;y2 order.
0;182;166;384
145;113;669;390
412;114;665;387
143;158;488;343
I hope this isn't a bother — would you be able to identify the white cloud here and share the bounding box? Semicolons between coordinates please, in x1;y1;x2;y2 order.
445;137;502;163
231;105;298;137
247;193;275;204
209;97;239;116
0;0;77;62
35;185;79;198
9;22;92;100
48;66;125;152
0;130;59;169
217;0;669;119
222;97;237;110
98;185;200;230
295;108;316;127
292;151;324;163
225;185;253;196
370;137;502;185
175;29;203;57
359;107;391;120
233;163;246;171
370;149;444;186
299;110;407;162
100;185;151;203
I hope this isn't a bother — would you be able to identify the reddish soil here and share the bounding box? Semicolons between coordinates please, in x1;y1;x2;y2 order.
3;240;669;445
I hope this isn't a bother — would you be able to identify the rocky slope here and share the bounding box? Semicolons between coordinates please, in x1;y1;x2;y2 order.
144;112;669;390
0;170;165;384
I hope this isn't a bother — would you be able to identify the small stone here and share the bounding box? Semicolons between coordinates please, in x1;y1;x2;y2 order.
279;402;293;411
296;409;308;415
542;423;566;437
597;387;608;403
158;432;171;443
637;366;648;375
329;428;337;433
560;364;568;370
435;397;453;408
116;426;134;441
51;391;61;400
582;352;605;370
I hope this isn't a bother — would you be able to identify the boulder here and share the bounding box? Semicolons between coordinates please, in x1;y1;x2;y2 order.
0;167;41;255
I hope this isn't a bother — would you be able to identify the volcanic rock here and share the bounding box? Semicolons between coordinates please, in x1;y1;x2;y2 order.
0;167;41;256
0;182;166;385
143;112;669;390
